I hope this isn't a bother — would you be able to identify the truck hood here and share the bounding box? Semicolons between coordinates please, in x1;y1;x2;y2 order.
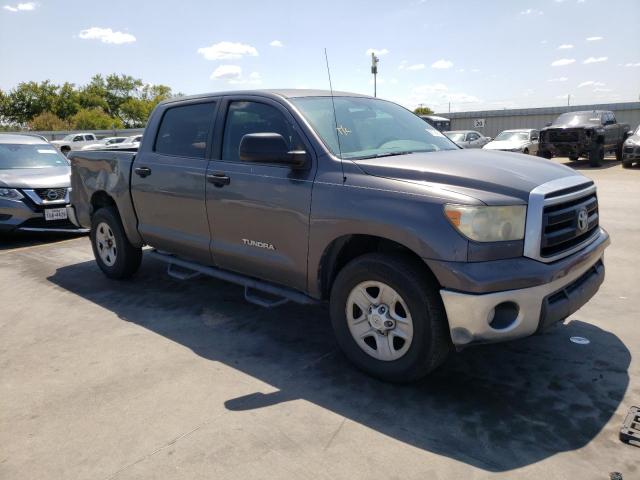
0;166;71;188
542;124;598;131
354;149;579;203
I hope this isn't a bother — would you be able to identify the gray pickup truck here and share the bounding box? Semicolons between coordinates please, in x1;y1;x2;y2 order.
68;90;610;382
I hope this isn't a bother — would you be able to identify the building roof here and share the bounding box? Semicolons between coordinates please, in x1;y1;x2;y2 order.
437;102;640;119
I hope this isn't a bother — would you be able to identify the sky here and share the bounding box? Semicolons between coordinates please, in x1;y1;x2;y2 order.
1;0;639;113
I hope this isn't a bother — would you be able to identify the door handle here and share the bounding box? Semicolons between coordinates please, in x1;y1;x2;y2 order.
134;167;152;178
207;172;231;187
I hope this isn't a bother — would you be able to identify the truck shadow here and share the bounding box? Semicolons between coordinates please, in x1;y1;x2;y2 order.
0;231;86;251
48;257;630;472
557;156;621;170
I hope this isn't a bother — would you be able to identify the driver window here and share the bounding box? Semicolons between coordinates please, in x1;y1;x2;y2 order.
467;133;479;141
222;101;302;163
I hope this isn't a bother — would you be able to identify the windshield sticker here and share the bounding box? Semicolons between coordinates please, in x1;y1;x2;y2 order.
336;125;352;136
38;149;58;154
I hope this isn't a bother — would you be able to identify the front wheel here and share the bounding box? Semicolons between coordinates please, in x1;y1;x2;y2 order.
90;207;142;279
330;253;451;383
590;144;604;167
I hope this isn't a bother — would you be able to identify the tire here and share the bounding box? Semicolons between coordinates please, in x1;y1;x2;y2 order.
589;143;604;167
523;148;529;155
329;253;451;383
90;207;142;279
615;142;624;161
622;160;633;169
569;154;579;161
538;150;552;159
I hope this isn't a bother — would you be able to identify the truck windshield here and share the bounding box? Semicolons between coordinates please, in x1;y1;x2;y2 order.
290;97;458;159
0;144;69;169
553;112;601;126
495;131;529;141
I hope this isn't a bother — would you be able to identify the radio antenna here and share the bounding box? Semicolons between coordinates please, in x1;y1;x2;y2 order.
324;48;345;182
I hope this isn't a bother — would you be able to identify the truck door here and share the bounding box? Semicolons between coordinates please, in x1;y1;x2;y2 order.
131;100;218;264
205;97;316;292
603;112;618;147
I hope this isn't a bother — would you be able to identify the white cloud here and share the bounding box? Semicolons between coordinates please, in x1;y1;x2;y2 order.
520;8;543;15
398;60;408;70
578;80;605;88
210;65;242;80
431;59;453;69
3;2;35;12
366;48;389;57
548;76;568;82
470;68;480;73
269;40;283;47
540;40;548;44
407;63;425;71
78;27;136;44
583;56;607;64
551;58;575;66
410;83;480;108
624;62;640;67
230;71;262;85
558;44;573;49
593;88;611;92
586;36;603;41
198;41;258;60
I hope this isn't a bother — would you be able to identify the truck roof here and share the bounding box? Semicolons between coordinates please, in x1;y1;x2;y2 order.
160;89;372;106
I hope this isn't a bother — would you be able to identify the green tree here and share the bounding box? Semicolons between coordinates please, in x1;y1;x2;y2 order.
413;106;434;116
3;81;58;124
53;82;81;120
29;112;70;131
70;108;123;130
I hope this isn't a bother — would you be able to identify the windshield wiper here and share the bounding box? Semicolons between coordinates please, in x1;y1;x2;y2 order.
355;150;425;160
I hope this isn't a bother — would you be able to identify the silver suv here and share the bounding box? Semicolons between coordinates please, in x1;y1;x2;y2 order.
0;134;85;233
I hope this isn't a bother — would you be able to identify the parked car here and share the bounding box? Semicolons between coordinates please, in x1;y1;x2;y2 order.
622;124;640;169
483;129;539;155
0;134;86;233
50;133;99;156
419;115;451;132
68;90;609;382
81;137;129;151
444;130;491;148
106;135;143;150
538;110;630;167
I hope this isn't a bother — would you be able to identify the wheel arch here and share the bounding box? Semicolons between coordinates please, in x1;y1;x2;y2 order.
316;234;440;300
89;190;144;247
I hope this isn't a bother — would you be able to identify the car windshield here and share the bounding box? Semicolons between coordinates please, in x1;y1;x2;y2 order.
0;144;69;169
290;97;458;159
495;131;529;142
553;112;601;126
445;132;466;142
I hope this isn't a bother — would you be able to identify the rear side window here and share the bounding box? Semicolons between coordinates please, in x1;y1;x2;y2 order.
467;133;480;141
155;102;216;158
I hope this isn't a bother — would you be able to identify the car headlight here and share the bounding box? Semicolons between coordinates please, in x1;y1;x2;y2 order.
444;204;526;242
0;188;24;202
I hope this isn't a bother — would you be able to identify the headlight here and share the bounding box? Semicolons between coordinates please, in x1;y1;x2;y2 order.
0;188;24;202
444;204;526;242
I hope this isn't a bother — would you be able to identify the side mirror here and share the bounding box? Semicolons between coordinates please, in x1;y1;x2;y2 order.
486;137;492;142
239;133;307;168
545;122;552;127
628;130;635;137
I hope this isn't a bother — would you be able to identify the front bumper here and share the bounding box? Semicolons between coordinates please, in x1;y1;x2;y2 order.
623;145;640;161
540;142;590;157
437;228;610;346
0;197;86;234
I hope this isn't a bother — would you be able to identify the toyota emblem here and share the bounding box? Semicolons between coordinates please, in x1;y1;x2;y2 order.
576;208;589;232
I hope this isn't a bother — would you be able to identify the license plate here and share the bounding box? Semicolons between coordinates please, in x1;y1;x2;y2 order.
44;208;68;221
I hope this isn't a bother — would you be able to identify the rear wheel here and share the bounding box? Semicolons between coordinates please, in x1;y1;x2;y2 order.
330;253;450;383
589;143;604;167
622;160;633;169
523;148;529;155
569;154;579;161
538;150;552;159
90;207;142;279
615;142;624;161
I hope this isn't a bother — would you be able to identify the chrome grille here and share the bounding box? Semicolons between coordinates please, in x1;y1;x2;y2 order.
541;192;598;258
34;188;67;202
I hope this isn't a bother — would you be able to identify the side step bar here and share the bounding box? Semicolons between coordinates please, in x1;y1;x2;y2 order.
148;250;319;307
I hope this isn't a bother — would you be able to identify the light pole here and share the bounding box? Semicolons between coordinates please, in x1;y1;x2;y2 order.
371;52;379;97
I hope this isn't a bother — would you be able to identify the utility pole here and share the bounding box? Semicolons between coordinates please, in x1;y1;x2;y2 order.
371;52;379;97
567;94;571;107
448;102;451;113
